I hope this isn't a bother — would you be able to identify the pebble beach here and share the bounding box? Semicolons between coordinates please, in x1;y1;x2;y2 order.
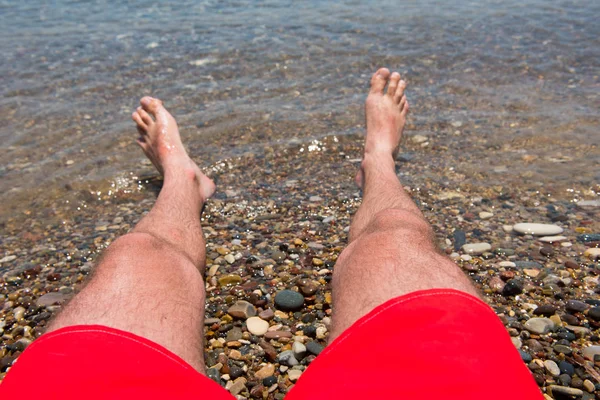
1;0;599;398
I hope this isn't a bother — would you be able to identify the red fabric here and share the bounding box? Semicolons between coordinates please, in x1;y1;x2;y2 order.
287;289;543;400
0;289;542;399
0;325;233;400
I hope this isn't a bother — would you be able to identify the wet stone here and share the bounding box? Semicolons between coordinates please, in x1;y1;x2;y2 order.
533;304;557;317
453;230;466;251
554;344;572;355
549;386;584;397
462;243;491;255
227;327;243;342
582;346;600;361
558;374;572;387
577;234;600;243
514;261;543;269
588;307;600;321
219;274;243;287
502;279;524;296
513;223;563;236
228;301;257;319
544;360;561;377
559;361;575;376
264;330;293;340
277;350;299;367
274;290;304;311
566;300;589;313
523;318;555;334
262;375;278;387
519;350;532;363
306;341;324;356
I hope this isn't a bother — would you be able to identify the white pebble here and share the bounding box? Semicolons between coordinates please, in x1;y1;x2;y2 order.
539;235;567;243
498;261;516;268
246;317;269;336
513;223;563;236
585;248;600;259
462;243;491;255
288;369;303;382
479;212;494;219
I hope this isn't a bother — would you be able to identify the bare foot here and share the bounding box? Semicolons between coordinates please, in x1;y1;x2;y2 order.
356;68;409;188
132;96;215;201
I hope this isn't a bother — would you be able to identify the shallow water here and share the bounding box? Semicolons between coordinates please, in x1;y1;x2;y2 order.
1;0;599;222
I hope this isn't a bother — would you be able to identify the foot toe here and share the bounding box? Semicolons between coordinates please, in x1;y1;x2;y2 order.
387;72;401;97
137;106;154;125
132;111;147;130
393;80;407;104
400;98;409;114
369;68;390;94
140;96;164;116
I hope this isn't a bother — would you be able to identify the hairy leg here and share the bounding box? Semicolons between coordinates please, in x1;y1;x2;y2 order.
48;97;215;372
329;69;478;341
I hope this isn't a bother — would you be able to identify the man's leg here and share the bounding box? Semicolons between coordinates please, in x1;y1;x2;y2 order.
47;97;215;371
329;68;479;340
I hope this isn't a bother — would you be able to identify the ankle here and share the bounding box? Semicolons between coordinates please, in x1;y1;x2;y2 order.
361;152;395;169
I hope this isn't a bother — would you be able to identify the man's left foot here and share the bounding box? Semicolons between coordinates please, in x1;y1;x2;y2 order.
132;97;215;202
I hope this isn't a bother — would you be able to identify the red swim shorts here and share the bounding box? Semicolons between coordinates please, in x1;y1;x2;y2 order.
0;289;542;399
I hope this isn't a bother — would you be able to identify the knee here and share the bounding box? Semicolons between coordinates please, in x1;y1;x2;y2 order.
365;208;434;241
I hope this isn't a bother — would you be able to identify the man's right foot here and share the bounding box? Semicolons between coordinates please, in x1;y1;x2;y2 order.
356;68;409;188
132;97;215;202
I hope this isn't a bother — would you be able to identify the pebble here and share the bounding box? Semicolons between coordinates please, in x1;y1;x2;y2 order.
36;292;69;307
523;318;555;334
292;341;307;360
218;274;242;287
228;301;257;319
246;317;269;336
13;306;26;320
533;304;557;317
288;369;302;382
514;261;543;269
259;309;275;321
274;290;304;311
548;386;584;397
502;279;523;296
576;200;600;208
588;307;600;321
0;255;17;263
264;331;293;340
582;346;600;361
583;380;595;393
544;360;561;377
462;243;491;255
224;254;236;264
539;235;568;243
566;300;588;313
559;361;575;376
306;341;324;356
523;269;540;278
453;230;466;251
498;261;516;268
513;223;563;236
277;350;299;367
255;364;275;380
584;248;600;260
411;134;428;144
578;234;600;243
228;377;247;396
554;344;572;355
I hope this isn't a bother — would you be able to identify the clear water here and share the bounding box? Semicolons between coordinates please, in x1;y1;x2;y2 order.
1;0;599;218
